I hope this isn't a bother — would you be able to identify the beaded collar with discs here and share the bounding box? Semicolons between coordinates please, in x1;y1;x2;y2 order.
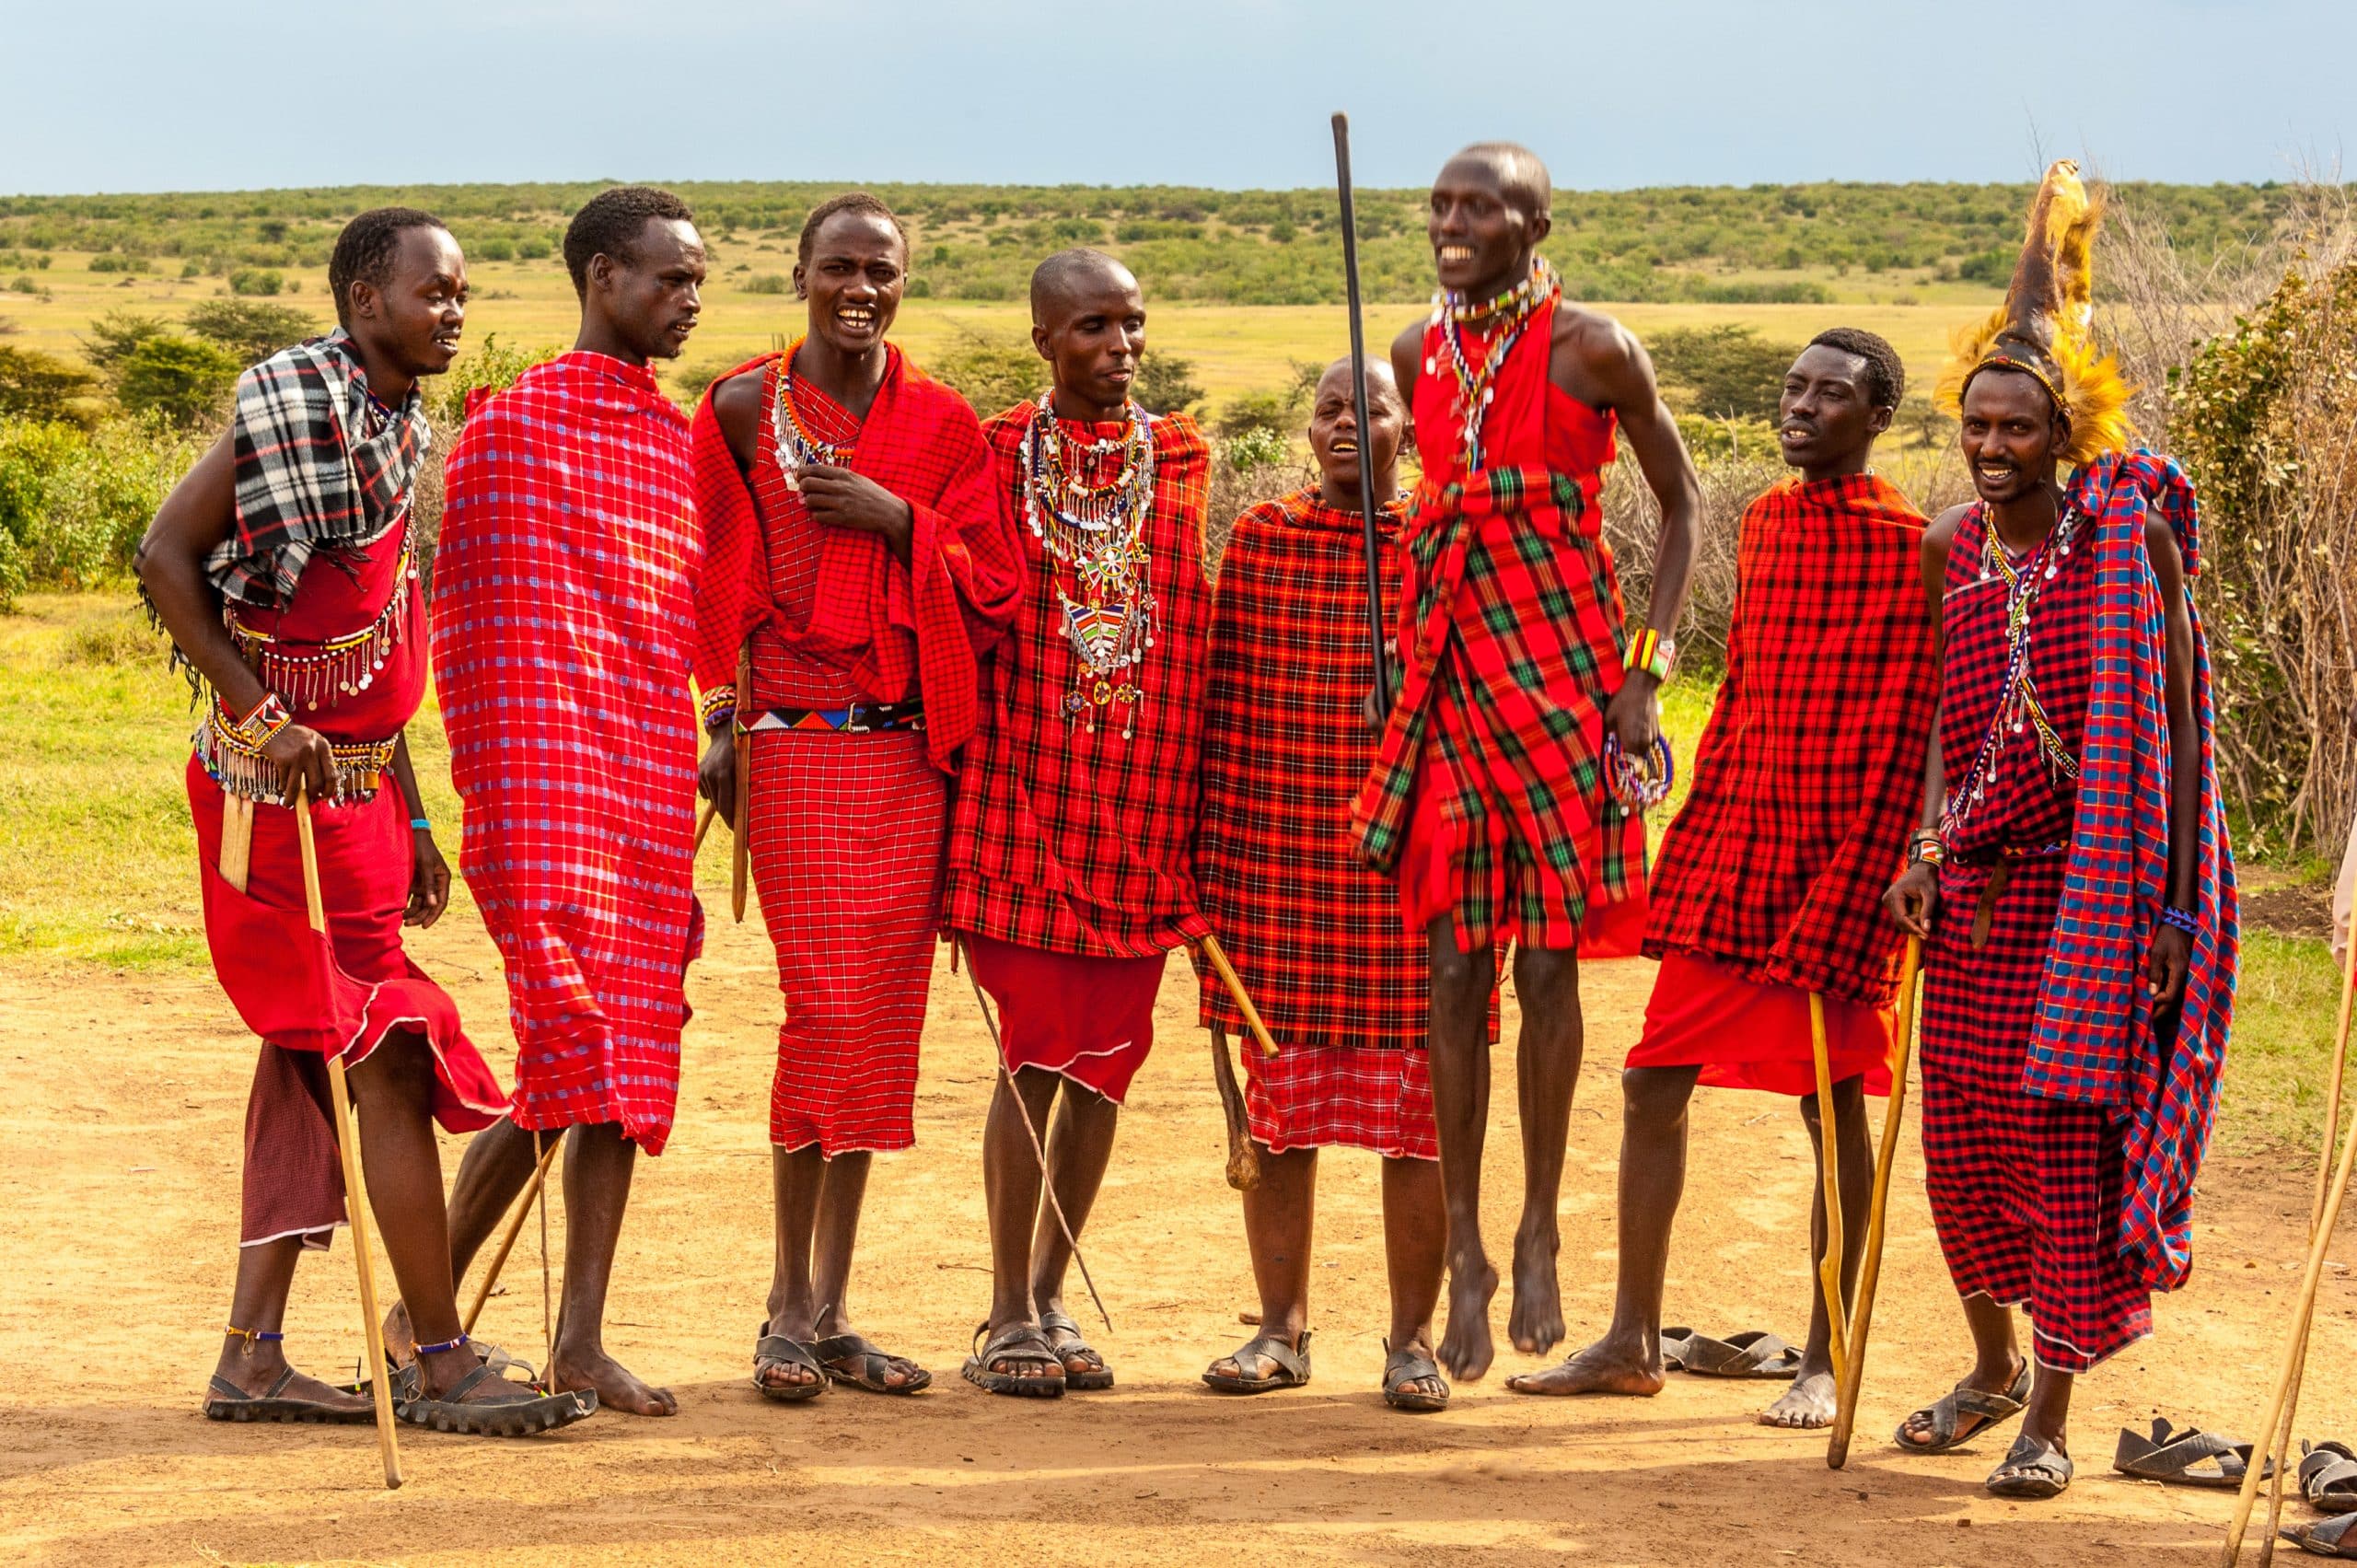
1424;256;1561;473
1942;502;2084;836
772;354;854;492
1017;398;1159;738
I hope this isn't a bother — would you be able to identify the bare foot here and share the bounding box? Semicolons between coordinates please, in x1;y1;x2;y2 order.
1506;1332;1665;1397
1437;1257;1498;1381
381;1300;417;1366
1761;1368;1838;1428
552;1345;678;1416
1508;1225;1564;1356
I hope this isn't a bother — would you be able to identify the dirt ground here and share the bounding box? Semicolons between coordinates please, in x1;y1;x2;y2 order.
3;882;2352;1567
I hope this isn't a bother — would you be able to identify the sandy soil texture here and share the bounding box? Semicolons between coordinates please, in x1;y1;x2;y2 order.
2;889;2351;1566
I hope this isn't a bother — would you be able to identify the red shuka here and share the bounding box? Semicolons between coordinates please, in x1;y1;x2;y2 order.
945;401;1215;958
432;352;704;1156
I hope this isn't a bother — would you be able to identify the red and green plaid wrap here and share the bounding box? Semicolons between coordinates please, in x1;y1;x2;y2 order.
1643;472;1936;1005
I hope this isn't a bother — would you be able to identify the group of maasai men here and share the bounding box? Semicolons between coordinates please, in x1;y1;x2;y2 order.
141;144;2239;1502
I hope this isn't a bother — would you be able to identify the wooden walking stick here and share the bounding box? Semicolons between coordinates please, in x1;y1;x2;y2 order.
1329;110;1393;715
731;645;752;923
694;799;717;857
1829;934;1923;1469
2226;922;2357;1564
1207;1023;1261;1191
291;782;404;1490
1197;933;1279;1060
1808;992;1850;1387
460;1130;563;1335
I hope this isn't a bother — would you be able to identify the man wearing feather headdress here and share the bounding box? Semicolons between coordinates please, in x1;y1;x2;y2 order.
1882;161;2239;1500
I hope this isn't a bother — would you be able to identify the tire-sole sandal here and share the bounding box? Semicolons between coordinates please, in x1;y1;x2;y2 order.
2300;1441;2357;1509
753;1329;830;1402
396;1364;598;1436
1202;1330;1312;1394
1039;1309;1113;1391
2111;1416;2271;1489
1988;1433;2073;1500
963;1322;1065;1398
814;1332;932;1396
1894;1360;2032;1455
203;1369;374;1425
1678;1330;1802;1380
2283;1512;2357;1559
1658;1326;1698;1373
1381;1340;1449;1413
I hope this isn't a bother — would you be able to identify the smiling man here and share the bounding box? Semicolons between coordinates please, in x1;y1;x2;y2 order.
690;192;1025;1402
422;185;709;1418
1348;143;1701;1382
946;248;1213;1398
1512;329;1936;1427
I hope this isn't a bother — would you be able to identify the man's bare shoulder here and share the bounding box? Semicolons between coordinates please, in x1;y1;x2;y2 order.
1551;302;1642;371
1927;503;1973;546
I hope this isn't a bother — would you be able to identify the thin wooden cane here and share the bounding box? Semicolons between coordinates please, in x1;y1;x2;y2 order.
1808;992;1849;1386
537;1130;554;1379
693;799;717;857
1207;1023;1261;1191
293;783;404;1490
1828;935;1922;1469
461;1130;563;1335
1198;933;1279;1059
2223;962;2357;1567
730;646;752;923
217;793;255;891
2235;925;2357;1563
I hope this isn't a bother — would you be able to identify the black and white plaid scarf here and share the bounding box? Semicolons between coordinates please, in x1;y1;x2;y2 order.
205;331;431;609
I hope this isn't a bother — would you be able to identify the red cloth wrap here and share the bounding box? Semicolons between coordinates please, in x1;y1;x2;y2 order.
228;512;425;744
962;932;1166;1104
946;403;1216;958
1643;473;1934;1005
690;345;1025;771
1626;951;1894;1097
432;352;704;1155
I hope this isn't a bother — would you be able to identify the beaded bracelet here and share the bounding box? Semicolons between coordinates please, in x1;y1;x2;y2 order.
698;687;737;732
1625;627;1677;683
1601;732;1676;809
226;691;294;749
410;817;431;831
1907;830;1946;868
2159;903;2200;936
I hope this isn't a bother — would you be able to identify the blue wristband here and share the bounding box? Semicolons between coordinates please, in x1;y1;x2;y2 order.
410;817;431;831
2159;903;2199;935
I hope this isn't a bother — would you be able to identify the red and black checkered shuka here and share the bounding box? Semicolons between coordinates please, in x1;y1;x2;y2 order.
432;352;704;1156
1349;298;1643;953
944;401;1215;958
1643;473;1936;1006
1919;503;2151;1372
691;345;1027;770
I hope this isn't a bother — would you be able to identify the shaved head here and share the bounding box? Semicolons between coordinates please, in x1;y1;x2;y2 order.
1030;247;1137;324
1320;354;1403;413
1440;141;1552;224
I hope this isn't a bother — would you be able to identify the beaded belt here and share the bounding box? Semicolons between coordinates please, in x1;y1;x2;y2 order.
745;702;926;735
194;710;397;804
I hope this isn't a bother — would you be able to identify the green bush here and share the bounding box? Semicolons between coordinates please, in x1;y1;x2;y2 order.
182;298;319;366
1132;352;1204;416
80;309;169;375
1650;324;1805;424
1214;385;1306;441
1220;426;1289;474
226;267;283;296
115;334;241;425
0;345;101;424
424;333;560;430
474;238;516;261
87;254;151;273
0;416;205;608
930;330;1042;418
516;237;552;261
741;273;790;294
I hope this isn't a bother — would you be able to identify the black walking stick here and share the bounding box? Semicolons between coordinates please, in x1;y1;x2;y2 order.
1331;110;1392;714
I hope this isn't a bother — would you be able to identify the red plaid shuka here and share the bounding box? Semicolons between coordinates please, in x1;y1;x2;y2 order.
1350;298;1644;954
432;352;704;1156
944;401;1214;958
690;345;1026;771
1643;473;1936;1005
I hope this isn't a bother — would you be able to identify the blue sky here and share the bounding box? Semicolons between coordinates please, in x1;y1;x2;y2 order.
4;1;2348;194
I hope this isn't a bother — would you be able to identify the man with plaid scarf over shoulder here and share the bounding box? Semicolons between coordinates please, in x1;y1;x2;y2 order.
1513;331;1935;1428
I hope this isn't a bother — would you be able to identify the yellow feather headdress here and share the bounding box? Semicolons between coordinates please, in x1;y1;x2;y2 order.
1934;160;2135;465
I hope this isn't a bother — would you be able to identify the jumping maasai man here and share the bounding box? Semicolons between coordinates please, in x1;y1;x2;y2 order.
1515;329;1936;1426
946;249;1213;1398
1351;143;1701;1380
1195;355;1480;1412
1884;161;2237;1500
424;186;709;1418
691;192;1026;1401
139;208;583;1435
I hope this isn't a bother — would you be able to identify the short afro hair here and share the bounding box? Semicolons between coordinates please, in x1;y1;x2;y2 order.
328;207;450;328
1806;326;1906;411
797;192;909;270
563;185;696;294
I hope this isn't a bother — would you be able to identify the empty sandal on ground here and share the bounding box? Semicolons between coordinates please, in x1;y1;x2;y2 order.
2284;1513;2357;1559
1674;1330;1801;1380
2302;1441;2357;1510
2110;1416;2270;1488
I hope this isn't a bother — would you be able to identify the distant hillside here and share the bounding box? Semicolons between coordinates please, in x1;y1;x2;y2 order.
0;180;2305;307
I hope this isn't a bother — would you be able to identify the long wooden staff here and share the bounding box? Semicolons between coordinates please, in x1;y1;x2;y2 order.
1197;933;1279;1060
1207;1023;1261;1191
2225;923;2357;1563
1329;110;1392;714
290;783;405;1489
731;645;753;923
1828;935;1922;1469
1808;993;1850;1388
460;1130;563;1335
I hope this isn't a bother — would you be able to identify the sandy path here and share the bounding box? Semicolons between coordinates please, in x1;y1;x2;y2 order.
1;889;2350;1566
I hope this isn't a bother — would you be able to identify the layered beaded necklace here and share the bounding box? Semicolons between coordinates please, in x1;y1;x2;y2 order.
1426;256;1560;472
772;354;854;487
1018;397;1158;738
1943;502;2084;833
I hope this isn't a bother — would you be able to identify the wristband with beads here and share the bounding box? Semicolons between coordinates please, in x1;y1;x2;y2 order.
1626;626;1676;682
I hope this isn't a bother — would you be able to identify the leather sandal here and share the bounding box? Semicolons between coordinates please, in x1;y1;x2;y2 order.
1202;1330;1311;1394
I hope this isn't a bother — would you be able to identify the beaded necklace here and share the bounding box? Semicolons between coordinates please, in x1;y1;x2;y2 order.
1942;502;2084;834
1425;256;1560;472
772;354;854;487
1018;398;1158;738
